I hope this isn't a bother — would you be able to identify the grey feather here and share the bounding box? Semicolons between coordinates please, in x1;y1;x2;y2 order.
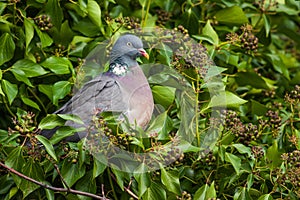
40;34;154;142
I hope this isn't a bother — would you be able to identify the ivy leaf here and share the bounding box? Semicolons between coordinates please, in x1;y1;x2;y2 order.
20;96;40;110
134;164;151;197
33;24;53;48
20;159;44;198
36;135;58;161
61;159;86;187
52;81;71;105
194;182;217;200
147;111;173;140
208;91;247;109
57;114;84;125
0;33;15;66
1;79;18;105
215;6;248;25
10;68;33;87
142;182;166;200
160;167;180;195
41;56;72;75
202;20;219;45
45;0;63;29
258;194;273;200
93;159;106;179
152;85;176;108
12;59;48;77
38;114;65;130
87;0;104;34
24;19;34;53
38;84;53;101
225;152;241;175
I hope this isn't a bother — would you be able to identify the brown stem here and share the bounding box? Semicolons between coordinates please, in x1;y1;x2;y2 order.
0;162;108;200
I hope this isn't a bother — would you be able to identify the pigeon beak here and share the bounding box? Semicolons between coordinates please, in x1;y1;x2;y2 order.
138;48;149;60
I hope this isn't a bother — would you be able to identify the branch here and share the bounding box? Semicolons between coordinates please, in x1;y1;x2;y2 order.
0;162;108;200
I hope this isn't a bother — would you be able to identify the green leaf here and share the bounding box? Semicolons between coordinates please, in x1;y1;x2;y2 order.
57;114;84;125
0;33;15;66
147;111;173;140
215;6;248;25
20;96;40;110
5;147;25;186
160;167;180;194
267;54;289;80
87;0;104;34
152;85;176;108
10;68;33;87
41;56;71;75
50;126;83;144
202;20;219;45
36;135;58;161
258;194;273;200
5;146;24;171
38;84;53;100
134;164;151;197
52;81;71;105
262;14;271;37
194;183;217;200
225;152;241;174
34;25;53;48
75;171;96;196
93;159;106;179
61;160;85;187
208;91;247;108
251;100;268;116
20;159;44;198
12;59;48;77
1;79;18;105
234;187;252;200
38;114;65;130
142;182;166;200
232;144;252;157
266;141;282;169
235;72;269;89
24;19;34;53
45;0;63;29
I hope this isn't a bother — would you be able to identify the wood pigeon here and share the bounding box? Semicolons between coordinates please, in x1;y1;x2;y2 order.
41;34;154;142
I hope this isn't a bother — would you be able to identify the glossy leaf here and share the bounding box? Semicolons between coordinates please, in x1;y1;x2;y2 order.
160;167;180;194
20;96;40;110
152;85;176;108
38;114;65;130
0;33;15;66
208;91;247;108
12;59;48;77
202;21;219;45
147;111;173;140
38;84;53;100
87;0;104;34
61;159;86;187
142;182;166;200
1;79;18;105
52;81;71;105
225;152;241;174
36;135;58;161
215;6;248;24
41;57;71;75
20;159;44;198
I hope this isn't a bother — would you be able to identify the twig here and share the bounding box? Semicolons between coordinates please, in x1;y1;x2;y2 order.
53;164;70;190
110;173;139;199
0;162;108;200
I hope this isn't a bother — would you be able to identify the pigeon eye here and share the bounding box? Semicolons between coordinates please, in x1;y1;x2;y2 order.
127;42;132;46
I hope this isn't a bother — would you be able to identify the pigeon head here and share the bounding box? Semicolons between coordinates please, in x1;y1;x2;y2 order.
109;34;149;67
